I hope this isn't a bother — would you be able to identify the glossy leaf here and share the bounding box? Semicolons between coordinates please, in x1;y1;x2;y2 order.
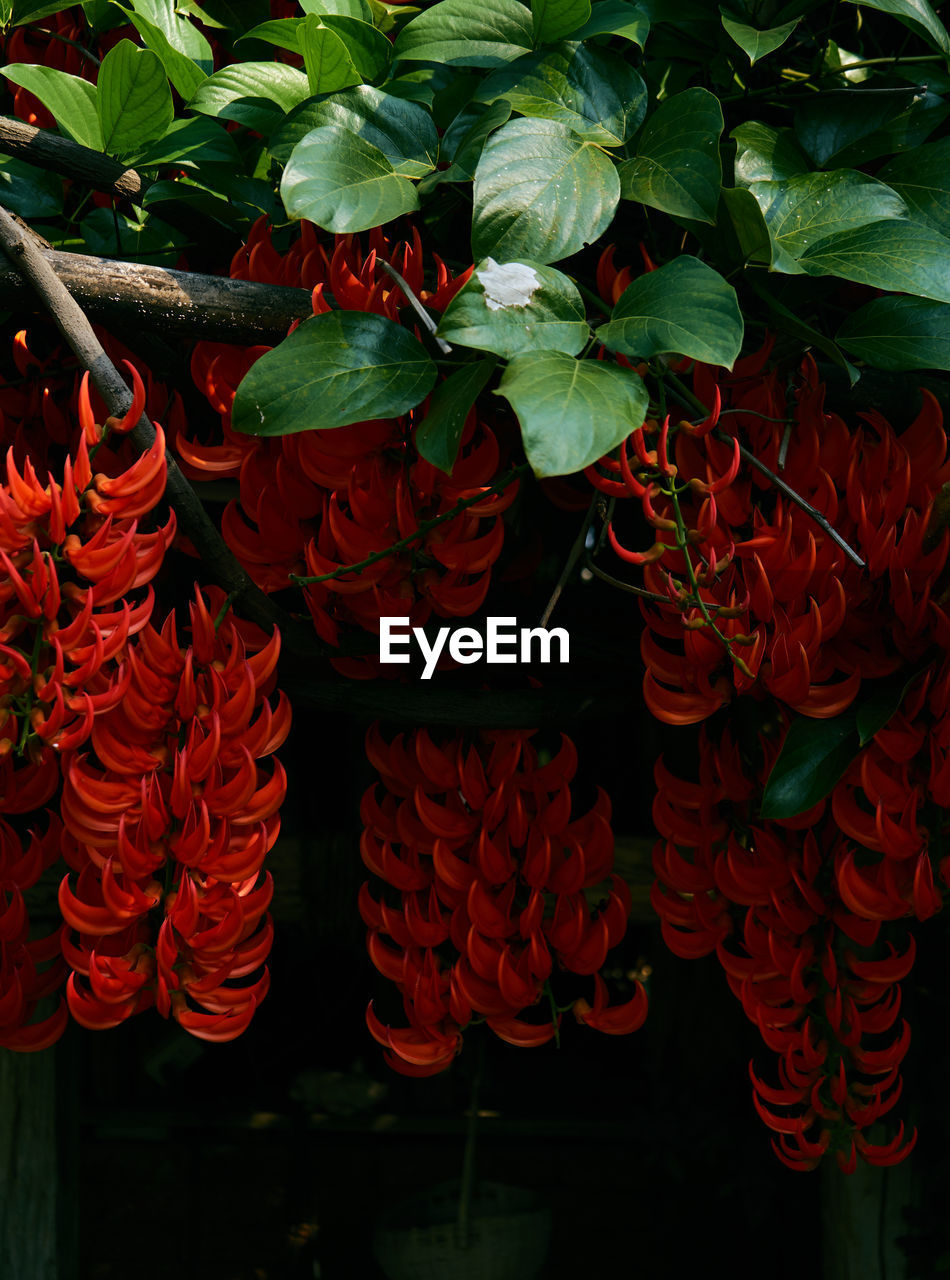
421;99;512;188
531;0;590;43
188;62;311;118
416;360;498;473
393;0;534;67
0;155;63;219
301;0;373;18
97;41;174;158
124;115;241;170
318;14;393;81
720;11;799;64
720;186;773;265
438;258;589;357
496;351;648;476
280;124;418;232
237;17;305;50
878;138;950;236
794;86;920;168
760;715;859;820
838;295;950;371
472;117;620;264
731;121;809;185
569;0;649;45
749;170;907;266
842;0;950;54
475;42;647;146
619;87;723;224
232;311;437;437
798;220;950;303
271;86;438;176
0;65;101;150
598;255;743;367
300;17;363;94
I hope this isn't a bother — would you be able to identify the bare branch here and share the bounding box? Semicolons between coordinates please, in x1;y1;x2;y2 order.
0;116;149;203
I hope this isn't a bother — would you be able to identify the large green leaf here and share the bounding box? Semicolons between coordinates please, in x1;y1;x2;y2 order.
438;258;589;357
569;0;649;45
271;86;438;176
97;41;174;158
232;311;437;437
11;0;81;20
420;99;512;188
830;91;949;169
80;206;187;265
838;295;950;371
597;255;743;367
300;16;363;93
280;124;418;232
720;186;773;266
878;138;950;236
842;0;950;54
319;14;393;81
124;115;241;170
749;170;907;268
130;0;212;70
415;360;498;474
531;0;589;43
188;63;311;116
720;10;798;63
798;220;950;302
472;117;620;264
619;87;723;224
794;85;920;168
759;716;859;820
118;3;208;98
731;121;809;185
496;351;648;476
302;0;373;18
393;0;534;67
237;17;305;50
475;42;647;146
0;65;102;150
0;155;63;219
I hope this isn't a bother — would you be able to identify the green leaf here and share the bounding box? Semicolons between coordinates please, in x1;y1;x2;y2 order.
855;670;922;745
838;295;950;372
0;155;63;219
720;11;798;63
319;14;393;81
532;0;590;43
598;255;743;367
794;86;920;169
878;138;950;236
188;63;311;117
798;220;950;303
393;0;534;67
759;716;859;820
231;311;437;437
731;122;810;185
569;0;649;45
80;206;187;265
472;117;620;264
830;91;949;169
271;86;438;176
842;0;950;54
720;186;772;265
184;0;268;32
123;115;241;170
10;0;78;21
142;177;249;228
475;42;647;146
280;124;418;232
415;360;498;473
438;258;589;357
0;65;102;150
300;16;363;93
237;17;305;50
496;351;648;476
619;87;723;224
118;3;208;98
749;170;907;266
131;0;212;68
97;40;174;158
301;0;373;19
420;99;512;188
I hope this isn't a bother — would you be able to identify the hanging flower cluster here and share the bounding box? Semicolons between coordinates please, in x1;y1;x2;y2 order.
652;722;918;1172
183;219;517;675
59;585;289;1042
360;724;646;1076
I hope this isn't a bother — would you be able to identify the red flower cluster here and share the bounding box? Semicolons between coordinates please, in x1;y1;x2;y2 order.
360;724;646;1075
589;342;950;726
58;585;289;1042
652;723;919;1171
184;219;516;675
